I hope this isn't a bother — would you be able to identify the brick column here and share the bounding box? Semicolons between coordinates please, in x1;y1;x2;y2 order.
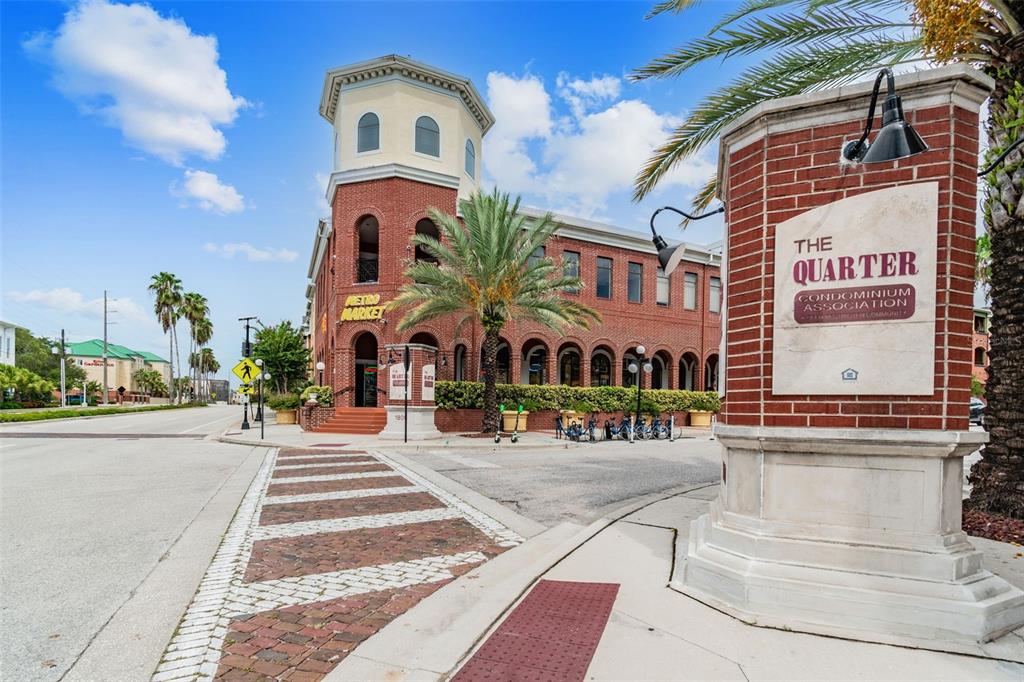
675;65;1024;650
378;343;441;440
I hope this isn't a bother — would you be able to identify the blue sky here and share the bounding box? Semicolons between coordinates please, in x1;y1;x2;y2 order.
1;0;754;376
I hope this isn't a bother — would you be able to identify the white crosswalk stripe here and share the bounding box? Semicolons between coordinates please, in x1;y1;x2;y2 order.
252;507;462;540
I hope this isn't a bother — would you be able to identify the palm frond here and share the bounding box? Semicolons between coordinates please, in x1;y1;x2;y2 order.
708;0;905;35
632;6;915;81
645;0;704;20
633;38;922;200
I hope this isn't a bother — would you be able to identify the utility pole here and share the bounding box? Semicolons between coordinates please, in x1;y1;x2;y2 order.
60;329;66;407
102;290;109;404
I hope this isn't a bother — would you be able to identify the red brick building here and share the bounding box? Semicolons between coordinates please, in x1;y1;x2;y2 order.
303;56;723;409
973;307;991;385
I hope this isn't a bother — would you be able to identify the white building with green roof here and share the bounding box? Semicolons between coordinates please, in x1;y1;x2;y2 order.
66;339;170;394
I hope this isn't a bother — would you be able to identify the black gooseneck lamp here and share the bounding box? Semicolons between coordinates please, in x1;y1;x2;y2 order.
650;205;725;276
842;67;929;164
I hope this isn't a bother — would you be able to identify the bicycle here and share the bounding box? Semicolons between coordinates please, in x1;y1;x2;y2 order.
605;417;633;440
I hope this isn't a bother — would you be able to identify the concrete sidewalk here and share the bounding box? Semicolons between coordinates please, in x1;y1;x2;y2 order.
326;484;1024;681
216;415;712;452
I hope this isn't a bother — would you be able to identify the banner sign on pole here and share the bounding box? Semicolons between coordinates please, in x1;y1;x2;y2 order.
389;363;409;400
421;364;435;402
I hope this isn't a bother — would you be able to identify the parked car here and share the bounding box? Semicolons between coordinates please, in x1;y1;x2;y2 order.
970;397;986;425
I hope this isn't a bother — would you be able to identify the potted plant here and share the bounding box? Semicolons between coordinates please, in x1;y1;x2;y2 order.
300;385;333;407
687;392;720;427
501;398;539;432
267;393;301;424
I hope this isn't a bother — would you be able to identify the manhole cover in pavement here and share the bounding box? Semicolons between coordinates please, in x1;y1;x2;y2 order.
453;580;619;682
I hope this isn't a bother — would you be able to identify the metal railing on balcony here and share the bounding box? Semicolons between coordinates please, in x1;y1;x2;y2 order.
357;258;378;283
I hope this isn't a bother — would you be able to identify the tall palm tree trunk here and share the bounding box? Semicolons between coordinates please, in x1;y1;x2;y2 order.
969;59;1024;518
168;335;175;403
481;329;500;433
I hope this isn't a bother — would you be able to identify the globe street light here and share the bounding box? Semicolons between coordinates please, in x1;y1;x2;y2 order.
316;361;325;385
254;358;264;423
259;371;271;440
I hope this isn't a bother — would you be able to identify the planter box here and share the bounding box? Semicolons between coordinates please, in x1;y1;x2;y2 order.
689;410;713;427
560;410;586;427
501;410;529;432
275;409;297;425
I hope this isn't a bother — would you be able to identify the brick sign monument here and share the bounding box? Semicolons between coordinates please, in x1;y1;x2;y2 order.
675;65;1024;655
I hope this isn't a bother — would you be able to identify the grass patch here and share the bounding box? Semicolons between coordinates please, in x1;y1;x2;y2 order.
0;402;207;423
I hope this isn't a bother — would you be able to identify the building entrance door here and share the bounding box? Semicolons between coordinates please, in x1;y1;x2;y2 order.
355;362;377;407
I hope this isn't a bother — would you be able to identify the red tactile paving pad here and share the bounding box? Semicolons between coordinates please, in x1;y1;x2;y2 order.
453;580;619;682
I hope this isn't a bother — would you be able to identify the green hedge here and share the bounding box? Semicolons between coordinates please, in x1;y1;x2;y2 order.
434;381;719;414
0;402;206;423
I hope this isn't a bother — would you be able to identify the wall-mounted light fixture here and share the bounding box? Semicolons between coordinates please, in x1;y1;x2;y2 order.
841;68;928;164
649;205;725;276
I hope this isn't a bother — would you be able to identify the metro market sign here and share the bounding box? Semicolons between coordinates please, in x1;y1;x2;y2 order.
340;294;388;322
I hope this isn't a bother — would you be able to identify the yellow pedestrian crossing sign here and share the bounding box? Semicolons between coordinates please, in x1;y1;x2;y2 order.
238;383;255;395
232;358;260;383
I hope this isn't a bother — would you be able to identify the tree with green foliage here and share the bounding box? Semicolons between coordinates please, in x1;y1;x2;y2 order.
132;368;168;397
632;0;1024;518
389;189;600;433
0;364;55;405
148;272;183;403
253;321;311;394
14;328;87;387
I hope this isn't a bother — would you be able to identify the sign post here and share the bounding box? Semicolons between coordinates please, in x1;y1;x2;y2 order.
232;358;260;430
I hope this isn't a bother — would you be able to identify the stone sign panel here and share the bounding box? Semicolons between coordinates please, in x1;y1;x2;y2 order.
772;182;937;395
421;364;435;402
389;363;409;400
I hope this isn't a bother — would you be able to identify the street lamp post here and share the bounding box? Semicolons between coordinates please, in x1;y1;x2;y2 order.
626;345;653;444
50;344;66;408
260;371;270;440
316;361;325;385
254;358;264;422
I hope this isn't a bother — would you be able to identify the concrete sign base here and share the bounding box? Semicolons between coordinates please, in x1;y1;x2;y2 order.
675;425;1024;655
378;404;442;441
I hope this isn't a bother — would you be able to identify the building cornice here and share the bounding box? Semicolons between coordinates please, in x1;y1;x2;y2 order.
307;218;332;280
320;55;495;134
325;164;461;205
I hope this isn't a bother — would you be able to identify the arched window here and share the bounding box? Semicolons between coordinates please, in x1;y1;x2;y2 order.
704;354;719;392
481;342;510;384
415;219;440;264
357;113;379;153
415;116;440;157
521;340;548;385
591;349;612;387
465;139;476;178
357;216;379;283
679;353;698;390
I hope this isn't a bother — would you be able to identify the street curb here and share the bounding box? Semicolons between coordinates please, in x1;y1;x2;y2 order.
324;484;703;682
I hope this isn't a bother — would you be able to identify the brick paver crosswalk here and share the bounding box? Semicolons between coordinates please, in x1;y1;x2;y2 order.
153;447;522;681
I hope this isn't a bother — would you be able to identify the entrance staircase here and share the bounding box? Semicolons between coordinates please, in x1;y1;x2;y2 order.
311;407;387;434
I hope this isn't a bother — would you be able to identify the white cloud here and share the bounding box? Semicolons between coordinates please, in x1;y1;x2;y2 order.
203;242;298;263
25;0;247;164
483;72;554;194
485;71;715;218
556;73;622;119
6;288;150;324
174;170;245;214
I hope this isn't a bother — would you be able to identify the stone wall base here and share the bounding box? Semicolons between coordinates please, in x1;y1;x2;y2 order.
379;405;442;441
674;425;1024;656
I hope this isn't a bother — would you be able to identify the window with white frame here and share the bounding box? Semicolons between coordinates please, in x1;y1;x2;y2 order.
415;116;440;157
709;276;722;313
357;113;379;153
656;267;669;306
684;272;697;310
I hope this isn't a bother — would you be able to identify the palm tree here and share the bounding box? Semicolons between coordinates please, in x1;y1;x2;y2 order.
148;273;183;404
389;189;601;432
632;0;1024;518
194;317;213;400
180;293;209;403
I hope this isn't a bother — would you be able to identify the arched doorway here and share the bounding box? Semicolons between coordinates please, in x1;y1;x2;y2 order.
558;343;582;386
704;354;719;392
590;347;613;386
357;216;379;283
521;339;548;385
622;348;640;388
353;332;378;407
651;351;671;389
453;344;467;381
679;352;698;390
480;340;510;384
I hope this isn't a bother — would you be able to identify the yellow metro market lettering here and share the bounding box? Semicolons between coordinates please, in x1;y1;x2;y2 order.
340;293;387;322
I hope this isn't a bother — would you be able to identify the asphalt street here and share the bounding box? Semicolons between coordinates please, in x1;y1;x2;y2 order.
402;435;723;527
1;404;266;682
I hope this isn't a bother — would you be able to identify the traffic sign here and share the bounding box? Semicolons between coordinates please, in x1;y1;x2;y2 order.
238;383;255;395
232;358;260;383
